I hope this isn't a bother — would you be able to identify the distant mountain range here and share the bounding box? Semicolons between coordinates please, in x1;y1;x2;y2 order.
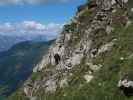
0;34;54;52
0;40;54;96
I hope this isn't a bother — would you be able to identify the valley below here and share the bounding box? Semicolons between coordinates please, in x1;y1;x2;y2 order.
0;40;54;98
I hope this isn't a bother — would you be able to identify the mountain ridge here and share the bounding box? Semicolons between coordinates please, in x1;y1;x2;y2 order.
0;34;52;52
9;0;133;100
0;40;54;97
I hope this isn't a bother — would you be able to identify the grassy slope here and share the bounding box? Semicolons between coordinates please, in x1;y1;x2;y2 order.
31;18;133;100
9;1;133;100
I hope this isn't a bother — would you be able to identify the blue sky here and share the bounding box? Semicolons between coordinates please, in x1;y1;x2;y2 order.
0;0;86;24
0;0;86;38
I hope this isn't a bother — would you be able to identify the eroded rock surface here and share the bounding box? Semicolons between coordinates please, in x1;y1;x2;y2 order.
22;0;130;99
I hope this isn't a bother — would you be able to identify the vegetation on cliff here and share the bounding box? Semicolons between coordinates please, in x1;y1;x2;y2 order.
9;0;133;100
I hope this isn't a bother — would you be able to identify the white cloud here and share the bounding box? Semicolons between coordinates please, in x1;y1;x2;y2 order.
0;0;70;5
0;23;16;33
0;21;63;38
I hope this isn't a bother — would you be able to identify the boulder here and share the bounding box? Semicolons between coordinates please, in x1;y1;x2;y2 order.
118;79;133;97
83;75;94;83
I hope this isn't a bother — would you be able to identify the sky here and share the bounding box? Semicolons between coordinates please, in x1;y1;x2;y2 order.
0;0;86;39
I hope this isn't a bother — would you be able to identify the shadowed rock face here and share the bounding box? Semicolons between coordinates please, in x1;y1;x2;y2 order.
54;54;61;65
120;86;133;97
89;0;97;7
118;79;133;97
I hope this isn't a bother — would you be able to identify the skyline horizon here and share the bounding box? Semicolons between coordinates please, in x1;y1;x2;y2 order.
0;0;86;39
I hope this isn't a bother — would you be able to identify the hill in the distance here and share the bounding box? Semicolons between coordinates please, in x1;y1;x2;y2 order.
0;34;48;52
0;40;54;97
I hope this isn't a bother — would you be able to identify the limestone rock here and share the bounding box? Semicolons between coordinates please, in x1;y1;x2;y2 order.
98;42;114;54
118;79;133;88
126;20;132;28
131;8;133;12
83;75;94;83
87;63;102;72
106;26;114;34
123;0;128;3
60;78;68;88
45;79;57;93
96;0;113;10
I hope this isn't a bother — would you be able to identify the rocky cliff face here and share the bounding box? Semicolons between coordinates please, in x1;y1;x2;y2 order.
9;0;133;100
